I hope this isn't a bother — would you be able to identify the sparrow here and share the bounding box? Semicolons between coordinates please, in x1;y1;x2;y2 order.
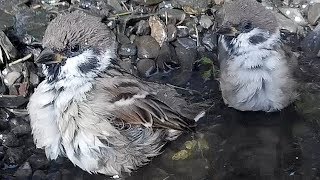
27;11;205;177
217;0;298;112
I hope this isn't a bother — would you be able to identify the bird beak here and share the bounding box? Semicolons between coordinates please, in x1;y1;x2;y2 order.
216;25;239;37
35;48;67;64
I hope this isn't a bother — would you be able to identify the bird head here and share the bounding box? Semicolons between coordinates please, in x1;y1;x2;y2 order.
36;11;117;82
217;0;279;53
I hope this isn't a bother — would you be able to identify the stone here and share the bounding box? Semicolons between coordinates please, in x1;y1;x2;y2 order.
275;12;302;33
308;3;320;25
0;95;29;108
174;37;197;49
199;15;213;29
135;20;150;36
159;9;186;23
32;170;46;180
202;32;218;51
118;44;137;56
28;154;49;170
4;147;24;165
0;146;5;160
4;71;22;86
46;171;62;180
176;26;189;37
175;0;210;14
137;59;156;77
117;33;131;45
135;36;160;59
0;77;7;94
300;24;320;57
29;73;40;87
0;133;20;147
0;109;10;130
14;162;32;179
12;124;31;136
156;42;178;70
166;24;177;42
279;7;308;26
132;0;164;5
0;30;17;62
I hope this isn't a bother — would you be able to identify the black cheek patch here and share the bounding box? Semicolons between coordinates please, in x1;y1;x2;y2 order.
78;56;99;74
249;34;267;45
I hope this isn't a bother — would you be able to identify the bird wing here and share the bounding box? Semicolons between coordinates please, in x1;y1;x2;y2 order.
88;70;196;131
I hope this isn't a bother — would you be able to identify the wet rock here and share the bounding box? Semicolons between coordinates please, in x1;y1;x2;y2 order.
174;37;197;49
118;44;137;56
12;124;31;136
118;58;136;75
159;9;186;23
9;117;26;129
300;24;320;57
156;42;178;70
0;133;20;147
199;15;213;29
166;24;177;42
4;71;22;86
14;162;32;179
307;3;320;25
137;59;156;77
279;7;308;26
149;16;166;47
117;33;131;45
135;20;150;36
4;147;24;165
32;170;46;180
135;36;160;59
46;171;62;180
132;0;164;5
177;26;189;37
202;32;218;51
28;154;49;170
0;95;29;108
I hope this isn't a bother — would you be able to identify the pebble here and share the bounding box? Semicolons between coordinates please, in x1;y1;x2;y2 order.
29;72;40;87
166;24;177;42
176;26;189;37
202;32;218;51
12;124;31;136
199;15;213;29
14;161;32;179
46;171;62;180
117;33;131;45
275;12;301;33
28;154;49;170
175;0;210;14
132;0;164;5
156;42;177;70
159;9;186;23
0;133;20;147
32;170;47;180
135;36;160;59
307;3;320;25
4;71;22;86
0;109;10;130
118;44;137;56
137;59;156;77
0;9;14;31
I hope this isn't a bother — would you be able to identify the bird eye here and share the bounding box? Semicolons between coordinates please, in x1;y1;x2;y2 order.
70;45;80;52
244;22;252;30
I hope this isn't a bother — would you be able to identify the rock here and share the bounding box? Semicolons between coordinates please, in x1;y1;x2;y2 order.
156;42;178;71
175;0;210;14
177;26;189;37
4;147;24;165
0;77;7;94
2;63;25;76
300;24;320;57
118;44;137;56
279;7;308;26
0;146;5;160
166;24;177;42
135;36;160;59
135;20;150;35
46;171;62;180
0;30;18;63
0;133;20;147
32;170;46;180
14;162;32;179
308;3;320;25
159;9;186;23
202;32;218;51
29;72;40;87
9;117;26;129
0;109;10;130
12;124;31;136
0;0;29;14
137;59;156;77
28;154;49;170
159;0;181;9
275;12;302;33
0;95;29;108
118;58;136;75
117;33;131;45
149;16;167;47
0;9;14;31
4;71;22;86
174;37;197;49
132;0;164;5
214;0;224;5
199;15;213;29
